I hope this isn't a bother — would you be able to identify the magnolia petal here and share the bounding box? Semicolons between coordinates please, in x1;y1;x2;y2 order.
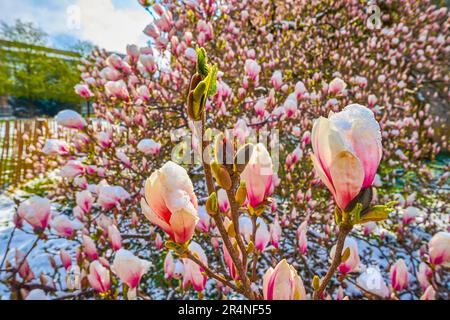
145;172;172;223
263;267;274;300
169;208;199;244
329;150;364;210
312;117;334;181
311;154;336;197
140;198;174;238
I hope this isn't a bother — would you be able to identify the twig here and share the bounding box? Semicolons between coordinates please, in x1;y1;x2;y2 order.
0;226;16;270
186;251;242;295
313;223;352;300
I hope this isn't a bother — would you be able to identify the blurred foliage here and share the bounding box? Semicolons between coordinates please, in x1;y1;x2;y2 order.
0;19;83;116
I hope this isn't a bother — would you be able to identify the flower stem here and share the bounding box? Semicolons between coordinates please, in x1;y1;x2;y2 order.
313;223;352;300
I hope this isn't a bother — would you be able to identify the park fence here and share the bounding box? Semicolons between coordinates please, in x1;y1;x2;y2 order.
0;118;71;191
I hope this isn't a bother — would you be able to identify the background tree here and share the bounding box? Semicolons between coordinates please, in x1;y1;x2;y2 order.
0;19;83;117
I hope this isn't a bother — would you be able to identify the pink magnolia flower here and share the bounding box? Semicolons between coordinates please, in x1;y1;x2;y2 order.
116;150;131;167
420;285;436;300
106;53;123;69
73;206;85;221
60;160;85;179
240;143;274;208
108;225;122;251
390;258;409;291
18;196;51;230
42;139;70;156
217;188;230;213
295;81;307;100
239;215;253;242
82;235;99;260
263;260;306;300
368;94;377;108
417;262;432;290
76;190;93;214
15;249;35;281
302;131;311;146
87;261;110;294
363;221;377;236
233;119;250;145
271;70;283;90
311;104;382;211
356;267;390;298
286;146;302;169
141;161;199;244
154;233;164;249
183;241;208;292
331;237;360;274
402;206;419;225
222;240;245;280
270;215;281;249
140;54;157;74
428;232;450;266
136;85;151;101
164;251;175;280
185;47;197;63
97;185;130;210
74;84;93;98
328;77;347;95
96;131;112;149
196;208;211;233
137;139;161;155
244;59;261;82
126;44;140;63
112;249;151;297
96;214;113;234
297;221;308;255
105;80;129;99
254;99;266;117
99;66;121;81
255;218;270;252
143;23;160;39
51;215;81;237
283;94;297;118
55;110;86;130
60;250;72;270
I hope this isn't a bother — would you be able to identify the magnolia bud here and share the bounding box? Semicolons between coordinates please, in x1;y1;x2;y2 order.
49;256;57;270
187;81;206;121
246;241;255;254
235;181;247;206
341;247;351;262
206;192;218;216
211;162;232;190
189;73;203;92
226;222;236;238
193;81;207;101
313;275;320;291
187;91;195;120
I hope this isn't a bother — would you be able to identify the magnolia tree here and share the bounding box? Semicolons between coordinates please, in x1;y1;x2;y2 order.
0;0;449;300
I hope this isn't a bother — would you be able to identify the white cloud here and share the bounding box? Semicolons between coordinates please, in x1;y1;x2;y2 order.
74;0;150;53
0;1;70;35
0;0;151;53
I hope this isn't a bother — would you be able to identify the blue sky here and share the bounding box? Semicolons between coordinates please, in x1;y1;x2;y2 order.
0;0;151;53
